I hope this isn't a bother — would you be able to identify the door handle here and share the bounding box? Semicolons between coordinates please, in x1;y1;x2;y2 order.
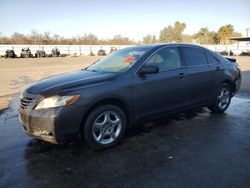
216;67;223;71
179;73;187;79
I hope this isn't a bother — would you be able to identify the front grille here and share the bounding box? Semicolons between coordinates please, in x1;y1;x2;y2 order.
20;92;42;110
20;97;34;109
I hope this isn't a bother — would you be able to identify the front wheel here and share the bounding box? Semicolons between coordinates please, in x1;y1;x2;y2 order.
83;105;127;150
209;83;232;113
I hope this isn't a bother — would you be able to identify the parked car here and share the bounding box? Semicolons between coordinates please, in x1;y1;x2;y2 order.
18;44;241;149
110;47;117;54
20;48;33;58
4;50;16;58
240;50;250;56
231;49;243;56
219;50;229;56
51;48;60;57
98;49;106;56
35;50;46;58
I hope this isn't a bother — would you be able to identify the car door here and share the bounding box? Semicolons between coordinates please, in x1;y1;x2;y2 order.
205;52;227;94
132;47;190;120
180;46;213;105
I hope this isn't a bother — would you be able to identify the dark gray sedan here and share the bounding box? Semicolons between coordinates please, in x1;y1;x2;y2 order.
18;44;241;149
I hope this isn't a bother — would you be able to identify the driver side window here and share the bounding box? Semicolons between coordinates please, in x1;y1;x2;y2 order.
145;47;181;71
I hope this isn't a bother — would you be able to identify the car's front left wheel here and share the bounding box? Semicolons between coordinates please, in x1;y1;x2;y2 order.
83;105;127;150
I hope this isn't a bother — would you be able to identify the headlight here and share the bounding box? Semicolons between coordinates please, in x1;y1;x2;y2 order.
35;95;80;110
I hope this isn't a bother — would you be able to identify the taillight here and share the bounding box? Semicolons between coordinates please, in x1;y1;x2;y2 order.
236;63;241;79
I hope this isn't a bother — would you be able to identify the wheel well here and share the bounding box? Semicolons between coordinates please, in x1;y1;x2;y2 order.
221;80;236;94
80;98;129;134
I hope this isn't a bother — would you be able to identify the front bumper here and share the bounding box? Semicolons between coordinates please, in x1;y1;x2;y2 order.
18;93;85;144
19;107;60;143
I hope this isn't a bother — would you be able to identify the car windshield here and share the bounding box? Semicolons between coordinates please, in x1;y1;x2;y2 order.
86;47;152;73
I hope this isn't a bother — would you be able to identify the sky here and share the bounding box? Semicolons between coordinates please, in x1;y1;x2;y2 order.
0;0;249;40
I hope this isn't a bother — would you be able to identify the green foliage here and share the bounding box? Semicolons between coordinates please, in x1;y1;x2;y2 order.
193;24;241;45
0;23;243;45
110;35;135;45
0;31;138;45
217;24;234;44
143;35;157;44
182;34;193;43
159;21;186;43
193;28;219;44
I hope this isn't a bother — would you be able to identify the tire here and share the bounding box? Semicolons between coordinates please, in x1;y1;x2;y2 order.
209;83;232;113
83;105;127;150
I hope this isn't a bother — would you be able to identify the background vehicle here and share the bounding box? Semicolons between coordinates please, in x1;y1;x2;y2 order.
35;50;46;58
110;47;117;53
20;48;33;58
4;50;16;58
18;44;241;149
98;49;106;56
51;48;60;57
240;50;250;56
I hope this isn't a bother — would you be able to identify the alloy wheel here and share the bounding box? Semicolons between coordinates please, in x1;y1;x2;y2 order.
92;111;122;144
217;87;231;109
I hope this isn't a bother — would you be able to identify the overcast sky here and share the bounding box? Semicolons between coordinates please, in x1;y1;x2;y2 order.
0;0;249;40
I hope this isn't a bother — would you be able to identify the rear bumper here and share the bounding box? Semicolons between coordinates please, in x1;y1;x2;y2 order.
18;105;84;144
234;78;241;94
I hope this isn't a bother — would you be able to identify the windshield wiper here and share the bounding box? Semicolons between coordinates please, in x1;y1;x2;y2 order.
85;68;98;72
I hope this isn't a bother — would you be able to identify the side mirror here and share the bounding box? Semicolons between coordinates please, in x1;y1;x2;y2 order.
138;65;159;75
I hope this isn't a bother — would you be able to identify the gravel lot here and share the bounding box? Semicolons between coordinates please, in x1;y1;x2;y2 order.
0;56;250;188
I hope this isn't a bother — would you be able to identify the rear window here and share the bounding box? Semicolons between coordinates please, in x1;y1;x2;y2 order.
206;52;220;64
182;47;207;66
213;52;228;63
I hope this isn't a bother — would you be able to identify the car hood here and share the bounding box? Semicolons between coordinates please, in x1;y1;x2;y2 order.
26;70;117;96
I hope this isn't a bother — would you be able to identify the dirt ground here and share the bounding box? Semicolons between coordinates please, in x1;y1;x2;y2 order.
0;56;250;111
0;56;100;110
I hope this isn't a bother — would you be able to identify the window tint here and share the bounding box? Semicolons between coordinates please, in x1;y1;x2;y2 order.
206;52;219;64
182;47;207;66
145;47;181;70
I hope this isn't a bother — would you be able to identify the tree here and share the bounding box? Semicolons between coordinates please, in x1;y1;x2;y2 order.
159;21;186;43
110;35;135;45
217;24;234;44
182;34;193;43
52;34;60;45
41;31;51;45
152;35;157;43
174;21;186;42
193;27;209;44
30;29;40;44
159;26;176;43
143;34;157;44
207;31;219;44
193;27;219;44
11;32;30;44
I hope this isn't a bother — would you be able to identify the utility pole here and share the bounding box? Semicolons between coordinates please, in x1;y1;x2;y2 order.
246;28;250;37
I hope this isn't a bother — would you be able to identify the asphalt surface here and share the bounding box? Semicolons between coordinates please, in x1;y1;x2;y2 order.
0;89;250;187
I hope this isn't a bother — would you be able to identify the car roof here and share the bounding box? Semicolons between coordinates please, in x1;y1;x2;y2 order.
144;43;205;48
130;43;207;51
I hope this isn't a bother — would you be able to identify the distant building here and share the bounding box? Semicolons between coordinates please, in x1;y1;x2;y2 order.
229;37;250;49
